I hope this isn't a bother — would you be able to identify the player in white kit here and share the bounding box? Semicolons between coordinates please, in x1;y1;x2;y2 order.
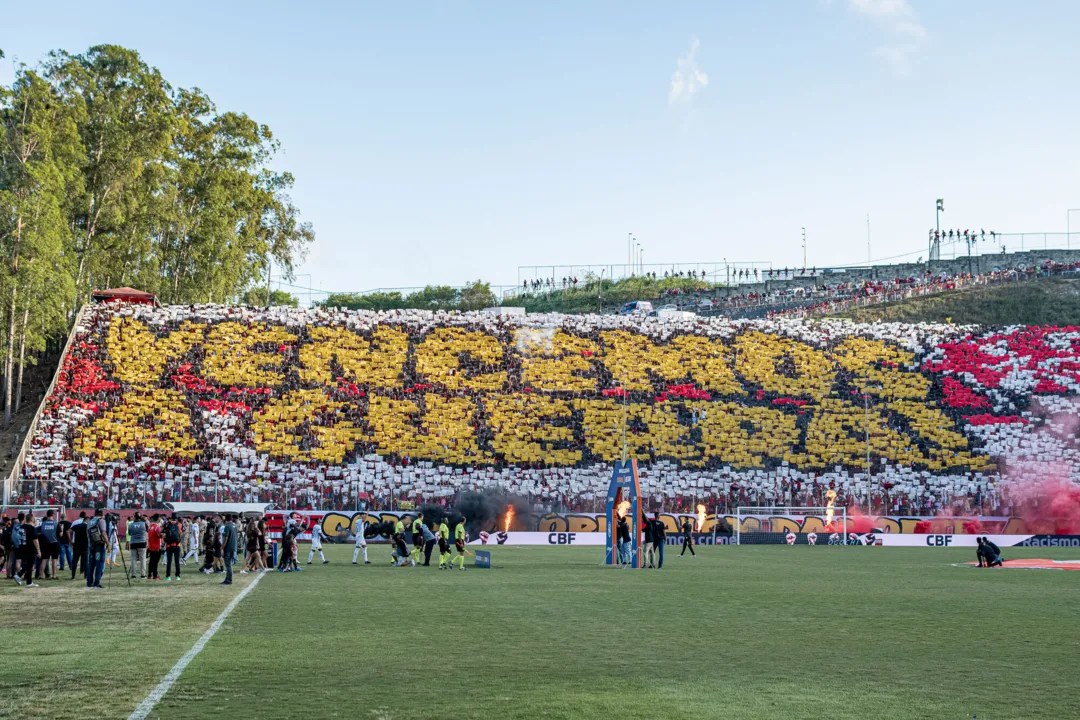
184;518;201;565
307;522;328;564
351;518;370;564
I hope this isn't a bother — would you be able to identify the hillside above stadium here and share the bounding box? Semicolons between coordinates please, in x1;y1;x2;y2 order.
834;277;1080;326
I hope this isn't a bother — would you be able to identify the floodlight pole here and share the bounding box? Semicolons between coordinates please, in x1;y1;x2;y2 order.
1068;209;1080;250
620;380;628;464
864;390;871;515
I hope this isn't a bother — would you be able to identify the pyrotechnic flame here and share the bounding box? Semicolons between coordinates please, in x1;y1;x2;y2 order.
504;506;514;533
825;489;837;529
696;504;706;531
616;500;631;518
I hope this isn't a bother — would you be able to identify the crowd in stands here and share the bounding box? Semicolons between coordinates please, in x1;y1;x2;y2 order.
767;260;1080;319
520;253;1078;321
660;259;1080;320
13;300;1080;517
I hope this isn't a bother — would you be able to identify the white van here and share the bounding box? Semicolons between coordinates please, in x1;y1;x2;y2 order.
619;300;654;315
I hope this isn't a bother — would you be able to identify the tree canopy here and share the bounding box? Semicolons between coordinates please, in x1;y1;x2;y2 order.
321;281;497;312
241;287;299;308
0;44;314;424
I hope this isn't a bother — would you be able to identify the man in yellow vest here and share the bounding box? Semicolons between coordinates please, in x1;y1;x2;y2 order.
453;520;467;571
438;520;451;570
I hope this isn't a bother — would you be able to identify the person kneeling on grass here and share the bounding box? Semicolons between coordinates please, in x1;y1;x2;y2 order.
976;537;1003;568
391;520;413;567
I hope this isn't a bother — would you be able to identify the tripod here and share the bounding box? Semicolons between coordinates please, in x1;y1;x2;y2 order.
108;543;132;588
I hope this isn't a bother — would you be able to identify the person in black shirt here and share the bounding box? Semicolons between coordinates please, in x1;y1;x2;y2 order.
201;518;218;573
980;537;1003;567
616;516;631;565
18;515;41;587
651;513;666;569
70;512;89;580
57;517;72;574
0;516;12;576
679;518;696;557
37;509;60;581
641;511;655;568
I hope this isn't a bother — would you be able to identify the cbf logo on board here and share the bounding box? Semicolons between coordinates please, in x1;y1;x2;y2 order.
548;533;579;545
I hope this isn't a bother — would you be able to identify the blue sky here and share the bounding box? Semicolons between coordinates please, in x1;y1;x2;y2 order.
4;1;1080;297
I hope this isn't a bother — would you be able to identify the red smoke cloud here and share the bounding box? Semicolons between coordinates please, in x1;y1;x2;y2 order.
843;509;877;534
962;518;983;535
1009;479;1080;535
998;400;1080;535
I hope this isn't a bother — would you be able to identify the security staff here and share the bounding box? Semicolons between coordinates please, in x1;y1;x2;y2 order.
679;517;696;557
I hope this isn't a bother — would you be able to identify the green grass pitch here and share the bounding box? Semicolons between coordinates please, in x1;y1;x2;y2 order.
1;544;1078;719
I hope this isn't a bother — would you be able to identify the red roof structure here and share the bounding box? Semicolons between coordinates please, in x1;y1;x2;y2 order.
91;287;158;305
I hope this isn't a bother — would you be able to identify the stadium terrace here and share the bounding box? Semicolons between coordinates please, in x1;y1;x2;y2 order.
14;301;1080;517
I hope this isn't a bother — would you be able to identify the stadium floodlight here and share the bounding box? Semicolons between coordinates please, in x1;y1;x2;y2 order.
734;507;848;546
932;198;945;263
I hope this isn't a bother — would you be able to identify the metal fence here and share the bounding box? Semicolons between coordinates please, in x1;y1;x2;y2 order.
507;261;777;300
267;231;1080;307
932;231;1079;258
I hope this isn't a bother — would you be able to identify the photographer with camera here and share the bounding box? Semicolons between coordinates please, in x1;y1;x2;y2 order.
85;509;108;589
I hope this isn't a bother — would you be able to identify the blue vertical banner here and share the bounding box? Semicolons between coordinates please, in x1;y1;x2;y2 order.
604;459;642;567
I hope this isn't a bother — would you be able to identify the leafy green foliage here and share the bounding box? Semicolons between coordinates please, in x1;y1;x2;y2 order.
0;44;313;422
322;280;497;312
511;275;712;313
240;287;299;307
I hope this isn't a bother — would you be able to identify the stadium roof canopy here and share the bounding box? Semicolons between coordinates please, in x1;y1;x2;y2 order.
91;287;158;305
162;502;273;517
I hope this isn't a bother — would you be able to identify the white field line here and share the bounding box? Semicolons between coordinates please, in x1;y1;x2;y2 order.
128;572;265;720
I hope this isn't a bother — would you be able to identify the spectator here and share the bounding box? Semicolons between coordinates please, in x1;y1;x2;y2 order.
147;514;163;581
17;514;41;588
37;509;60;580
0;516;12;578
86;509;108;589
57;515;72;575
164;515;183;582
128;512;147;580
616;514;631;564
70;511;88;580
642;510;655;568
220;514;237;585
651;512;666;569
